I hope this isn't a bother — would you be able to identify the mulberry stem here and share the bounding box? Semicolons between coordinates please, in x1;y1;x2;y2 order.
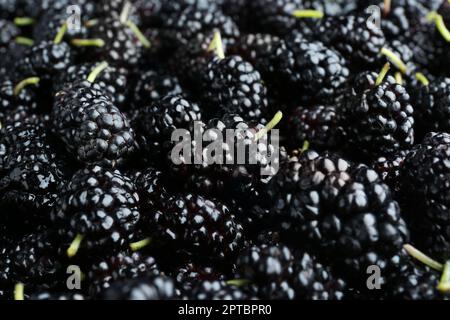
208;31;225;60
14;283;24;300
301;140;310;153
87;62;109;83
14;17;34;26
130;238;152;251
415;72;430;86
14;77;40;96
383;0;391;16
292;10;324;19
67;234;84;258
226;279;250;287
375;62;390;86
54;22;68;44
434;14;450;42
438;261;450;293
71;38;105;47
380;48;407;74
255;111;283;141
404;244;443;272
395;72;403;85
120;1;133;24
85;19;99;28
15;36;34;46
126;20;151;48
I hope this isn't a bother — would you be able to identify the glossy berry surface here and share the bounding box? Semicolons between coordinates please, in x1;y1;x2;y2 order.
1;0;449;301
52;81;136;166
147;194;244;264
341;74;414;159
263;33;349;105
100;275;177;300
50;166;141;254
263;151;410;289
201;55;268;122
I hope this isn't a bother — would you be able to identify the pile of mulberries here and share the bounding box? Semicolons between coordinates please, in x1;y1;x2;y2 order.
1;0;450;301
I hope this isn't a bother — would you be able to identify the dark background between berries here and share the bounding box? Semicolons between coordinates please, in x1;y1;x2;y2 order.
0;0;450;301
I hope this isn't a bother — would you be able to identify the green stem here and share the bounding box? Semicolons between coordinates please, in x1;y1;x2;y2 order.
14;17;34;26
380;48;407;74
255;111;283;141
126;20;151;48
415;72;430;86
403;244;444;272
67;234;84;258
383;0;391;16
54;22;68;44
438;261;450;293
426;11;439;23
394;72;403;85
226;279;250;287
14;77;40;96
15;36;34;46
292;9;324;19
87;62;109;83
85;19;99;28
71;38;105;47
375;62;390;86
207;30;225;60
130;238;152;251
435;14;450;42
301;140;310;153
14;283;24;300
120;1;133;24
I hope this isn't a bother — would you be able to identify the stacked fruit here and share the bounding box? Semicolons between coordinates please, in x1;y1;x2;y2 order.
1;0;450;300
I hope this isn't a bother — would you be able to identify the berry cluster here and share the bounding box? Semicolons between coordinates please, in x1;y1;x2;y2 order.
1;0;450;301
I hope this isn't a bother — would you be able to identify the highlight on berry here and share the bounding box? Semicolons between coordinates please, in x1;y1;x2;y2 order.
1;0;450;303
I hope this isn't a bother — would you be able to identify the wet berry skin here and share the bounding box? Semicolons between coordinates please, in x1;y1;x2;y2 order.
201;55;268;122
50;166;141;255
263;33;350;106
263;151;410;289
51;81;136;167
318;15;386;67
287;105;341;151
132;68;183;108
401;133;450;260
88;251;160;296
341;74;415;159
100;275;178;300
147;194;244;264
16;41;74;82
57;63;129;110
1;0;448;301
0;228;63;287
133;95;201;164
188;281;253;300
89;18;144;68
